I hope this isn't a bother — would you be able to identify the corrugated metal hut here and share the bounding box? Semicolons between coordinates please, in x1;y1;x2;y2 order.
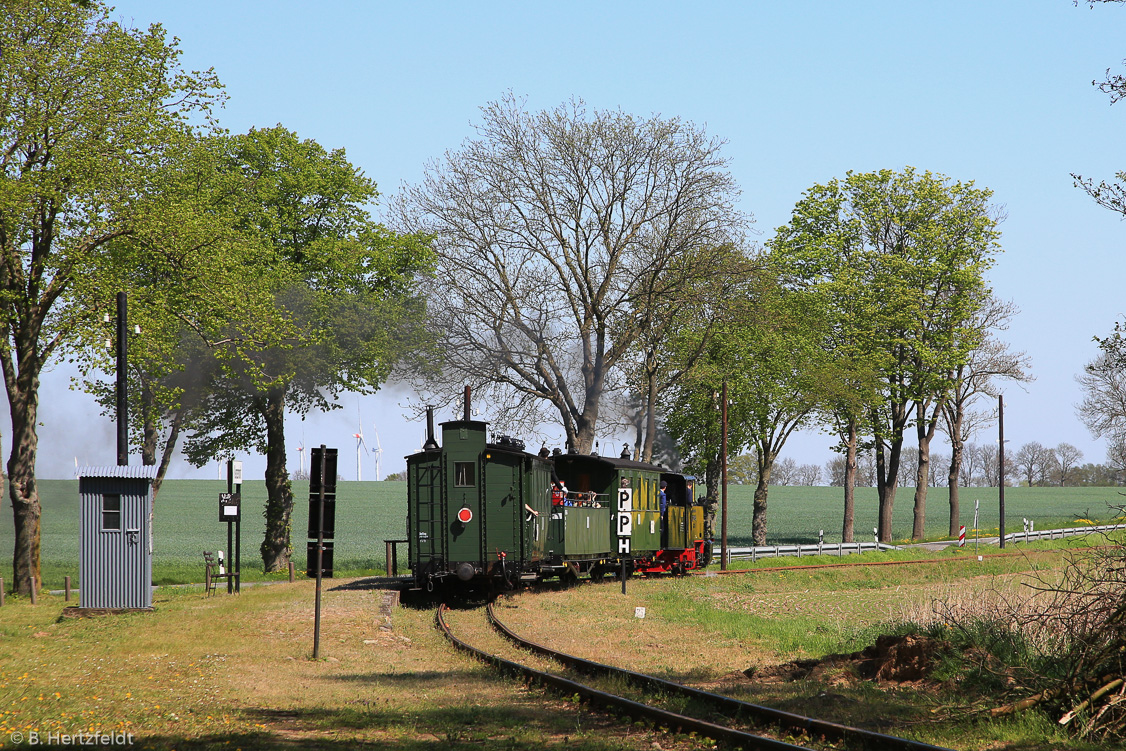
77;465;157;609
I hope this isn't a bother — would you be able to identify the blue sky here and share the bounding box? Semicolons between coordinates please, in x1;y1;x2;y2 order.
34;1;1126;480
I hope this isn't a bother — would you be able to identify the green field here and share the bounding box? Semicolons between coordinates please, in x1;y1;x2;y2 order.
1;480;1122;588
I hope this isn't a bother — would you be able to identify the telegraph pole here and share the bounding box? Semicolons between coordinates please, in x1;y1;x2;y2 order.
721;380;729;571
999;395;1006;550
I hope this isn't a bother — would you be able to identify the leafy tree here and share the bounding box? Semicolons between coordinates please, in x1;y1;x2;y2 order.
176;126;433;572
392;94;746;452
73;136;290;497
664;281;827;544
768;183;883;542
0;0;221;594
768;168;1001;542
727;453;757;485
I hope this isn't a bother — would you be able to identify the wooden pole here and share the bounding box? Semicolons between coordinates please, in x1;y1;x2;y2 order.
721;380;729;571
65;575;71;602
29;577;37;605
999;395;1006;550
1;577;5;607
288;561;295;583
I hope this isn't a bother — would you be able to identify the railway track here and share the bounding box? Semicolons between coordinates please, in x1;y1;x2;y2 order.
437;600;955;751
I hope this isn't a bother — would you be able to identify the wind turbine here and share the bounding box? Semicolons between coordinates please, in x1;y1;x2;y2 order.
353;419;369;481
296;437;306;477
372;422;383;482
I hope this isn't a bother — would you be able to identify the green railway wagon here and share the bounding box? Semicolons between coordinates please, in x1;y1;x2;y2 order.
407;411;553;590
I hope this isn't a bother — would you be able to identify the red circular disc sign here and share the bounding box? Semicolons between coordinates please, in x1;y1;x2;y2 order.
457;507;473;524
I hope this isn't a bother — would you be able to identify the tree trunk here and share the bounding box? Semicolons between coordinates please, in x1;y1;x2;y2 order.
260;386;293;572
912;416;930;541
140;381;158;466
752;448;774;546
912;399;943;541
842;419;857;543
153;406;185;499
947;418;963;537
641;367;658;463
6;370;41;596
752;475;769;546
875;431;903;543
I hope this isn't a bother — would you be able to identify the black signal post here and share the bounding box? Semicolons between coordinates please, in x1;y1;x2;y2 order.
116;292;128;466
313;444;326;660
228;460;242;593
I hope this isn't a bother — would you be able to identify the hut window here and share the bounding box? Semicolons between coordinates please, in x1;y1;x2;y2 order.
454;462;475;487
102;494;121;531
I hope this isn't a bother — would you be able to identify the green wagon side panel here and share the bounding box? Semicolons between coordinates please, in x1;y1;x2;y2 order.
667;506;687;549
631;510;661;553
523;461;551;561
562;507;611;556
483;453;521;560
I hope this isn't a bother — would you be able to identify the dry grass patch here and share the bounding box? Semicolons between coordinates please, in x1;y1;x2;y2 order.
0;580;725;750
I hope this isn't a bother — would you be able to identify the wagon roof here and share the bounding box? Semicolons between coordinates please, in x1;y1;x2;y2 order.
552;453;672;474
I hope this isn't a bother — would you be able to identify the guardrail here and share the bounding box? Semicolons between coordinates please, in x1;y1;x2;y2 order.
712;541;900;562
1004;523;1126;545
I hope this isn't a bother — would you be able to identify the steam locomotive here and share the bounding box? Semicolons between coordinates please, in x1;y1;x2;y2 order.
405;404;708;591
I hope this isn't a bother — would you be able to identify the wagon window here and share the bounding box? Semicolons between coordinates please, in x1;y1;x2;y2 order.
102;494;121;531
454;462;475;487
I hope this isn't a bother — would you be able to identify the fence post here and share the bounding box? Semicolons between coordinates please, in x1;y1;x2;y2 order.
288;561;295;583
65;576;71;602
30;577;37;605
0;577;4;607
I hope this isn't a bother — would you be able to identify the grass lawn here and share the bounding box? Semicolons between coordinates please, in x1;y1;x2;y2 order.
0;544;1118;750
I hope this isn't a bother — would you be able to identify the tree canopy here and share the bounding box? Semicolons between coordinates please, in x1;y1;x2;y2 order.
0;0;222;594
769;168;1003;541
392;94;748;452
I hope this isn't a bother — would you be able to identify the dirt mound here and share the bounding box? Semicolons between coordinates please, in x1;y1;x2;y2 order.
745;633;947;686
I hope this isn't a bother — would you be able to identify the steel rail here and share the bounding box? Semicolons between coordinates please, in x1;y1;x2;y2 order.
486;600;955;751
436;603;814;751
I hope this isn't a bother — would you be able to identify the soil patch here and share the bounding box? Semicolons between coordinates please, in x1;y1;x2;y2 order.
746;633;948;686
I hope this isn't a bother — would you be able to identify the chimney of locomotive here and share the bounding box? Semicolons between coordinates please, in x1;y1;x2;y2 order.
463;385;471;422
423;406;439;451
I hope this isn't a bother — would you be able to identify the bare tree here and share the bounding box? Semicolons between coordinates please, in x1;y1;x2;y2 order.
857;450;877;487
1014;441;1052;487
901;447;920;487
795;463;823;486
826;455;846;486
771;457;797;486
392;95;746;451
1053;443;1084;486
940;297;1031;532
